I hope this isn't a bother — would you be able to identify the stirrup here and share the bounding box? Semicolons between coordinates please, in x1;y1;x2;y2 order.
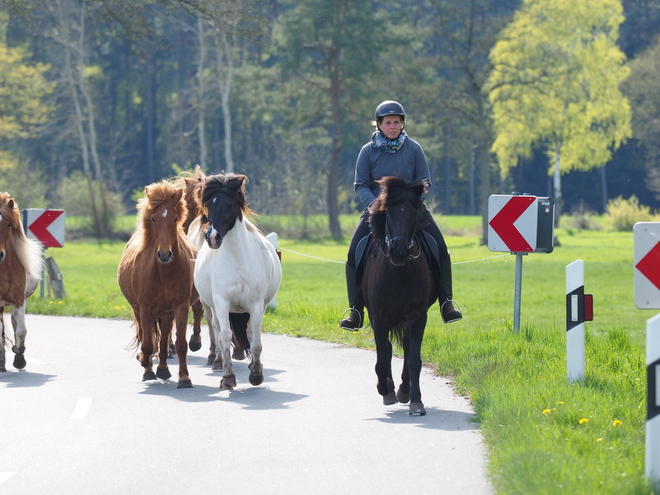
440;299;463;324
339;307;363;331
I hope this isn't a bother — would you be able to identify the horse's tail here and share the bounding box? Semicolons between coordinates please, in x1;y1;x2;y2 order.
389;323;405;347
230;312;251;356
128;317;159;354
0;306;5;350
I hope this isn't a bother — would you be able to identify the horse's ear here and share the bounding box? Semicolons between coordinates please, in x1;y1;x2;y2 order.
172;188;184;203
412;183;425;199
7;199;14;210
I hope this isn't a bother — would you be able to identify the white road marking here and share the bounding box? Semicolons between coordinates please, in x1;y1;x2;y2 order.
69;397;92;420
0;472;15;484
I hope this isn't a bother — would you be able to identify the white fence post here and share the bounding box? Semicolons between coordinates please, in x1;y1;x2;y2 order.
646;313;660;486
566;260;586;383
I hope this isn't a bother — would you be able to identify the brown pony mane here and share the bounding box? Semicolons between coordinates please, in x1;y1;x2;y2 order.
136;181;187;249
197;173;254;221
0;192;43;278
369;176;429;243
173;165;206;233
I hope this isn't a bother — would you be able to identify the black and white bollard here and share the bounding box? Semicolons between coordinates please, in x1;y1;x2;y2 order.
566;260;593;383
647;313;660;486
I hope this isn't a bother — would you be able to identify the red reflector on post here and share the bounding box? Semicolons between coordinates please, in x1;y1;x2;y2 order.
584;294;593;321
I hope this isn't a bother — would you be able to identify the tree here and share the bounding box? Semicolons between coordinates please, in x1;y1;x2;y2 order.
417;0;517;238
272;0;391;240
487;0;632;220
622;38;660;201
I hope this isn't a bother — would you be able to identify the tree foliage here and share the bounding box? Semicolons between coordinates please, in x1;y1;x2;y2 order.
0;0;658;237
488;0;632;195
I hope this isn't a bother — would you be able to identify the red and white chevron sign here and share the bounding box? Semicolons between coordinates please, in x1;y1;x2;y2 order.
23;209;66;248
634;222;660;309
488;195;538;252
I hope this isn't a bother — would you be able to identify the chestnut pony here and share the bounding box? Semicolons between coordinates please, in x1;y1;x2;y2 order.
117;181;198;388
0;193;43;372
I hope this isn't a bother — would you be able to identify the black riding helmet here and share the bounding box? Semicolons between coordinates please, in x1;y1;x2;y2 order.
374;100;405;122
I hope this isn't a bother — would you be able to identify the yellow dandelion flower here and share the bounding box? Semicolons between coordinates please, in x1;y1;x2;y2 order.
557;401;564;405
612;419;622;427
58;301;63;304
543;409;551;415
597;438;603;442
579;418;589;424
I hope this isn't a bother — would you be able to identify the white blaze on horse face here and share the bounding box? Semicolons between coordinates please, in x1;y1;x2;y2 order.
161;209;168;218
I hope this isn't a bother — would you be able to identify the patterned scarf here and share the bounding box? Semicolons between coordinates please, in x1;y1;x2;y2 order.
371;129;407;153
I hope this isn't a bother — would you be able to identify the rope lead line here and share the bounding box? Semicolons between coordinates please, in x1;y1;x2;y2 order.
277;247;509;265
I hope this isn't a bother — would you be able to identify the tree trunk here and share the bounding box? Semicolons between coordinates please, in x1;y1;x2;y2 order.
328;76;342;240
213;28;235;173
553;143;563;225
196;17;207;171
600;165;608;212
145;50;156;183
57;0;101;237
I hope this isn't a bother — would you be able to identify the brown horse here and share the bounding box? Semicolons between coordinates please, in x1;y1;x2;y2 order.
0;193;43;372
117;181;198;388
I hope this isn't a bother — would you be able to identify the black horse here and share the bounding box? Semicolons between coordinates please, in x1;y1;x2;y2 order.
361;176;437;415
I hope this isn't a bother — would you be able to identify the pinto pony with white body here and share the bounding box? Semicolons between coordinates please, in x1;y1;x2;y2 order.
193;173;282;390
0;193;43;372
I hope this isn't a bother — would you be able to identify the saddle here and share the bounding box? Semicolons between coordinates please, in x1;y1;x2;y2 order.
354;230;441;286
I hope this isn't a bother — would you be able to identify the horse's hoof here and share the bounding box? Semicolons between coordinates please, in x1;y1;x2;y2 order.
189;336;202;352
383;391;398;406
0;366;6;372
396;388;410;404
206;353;216;366
13;355;26;370
409;402;426;416
142;371;157;381
177;379;193;389
249;372;264;386
232;348;246;361
156;367;172;380
220;376;236;390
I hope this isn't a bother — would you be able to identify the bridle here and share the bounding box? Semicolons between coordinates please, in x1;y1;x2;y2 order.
382;209;421;260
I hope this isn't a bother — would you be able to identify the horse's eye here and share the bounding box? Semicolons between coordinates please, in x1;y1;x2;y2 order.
150;217;156;223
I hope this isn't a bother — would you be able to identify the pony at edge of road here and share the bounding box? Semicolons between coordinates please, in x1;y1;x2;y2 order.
0;192;43;372
360;176;437;415
117;181;198;388
193;172;282;390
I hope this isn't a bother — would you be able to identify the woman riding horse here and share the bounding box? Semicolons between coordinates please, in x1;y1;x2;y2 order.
340;100;462;330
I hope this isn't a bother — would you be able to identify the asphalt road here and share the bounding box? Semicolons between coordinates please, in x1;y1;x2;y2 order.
1;314;492;495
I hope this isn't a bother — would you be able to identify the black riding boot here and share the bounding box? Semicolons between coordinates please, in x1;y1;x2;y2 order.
438;254;462;323
339;264;364;331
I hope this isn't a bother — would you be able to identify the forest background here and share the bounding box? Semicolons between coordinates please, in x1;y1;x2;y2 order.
1;0;660;240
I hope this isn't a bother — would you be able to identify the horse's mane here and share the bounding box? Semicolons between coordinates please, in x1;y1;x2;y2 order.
369;176;429;243
0;193;43;278
198;173;255;224
136;181;187;249
173;165;206;233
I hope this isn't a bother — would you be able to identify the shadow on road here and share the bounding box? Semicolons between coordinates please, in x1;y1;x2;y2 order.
368;408;479;431
0;370;56;388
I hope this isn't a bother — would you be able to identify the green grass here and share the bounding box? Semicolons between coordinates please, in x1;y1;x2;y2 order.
26;218;655;494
